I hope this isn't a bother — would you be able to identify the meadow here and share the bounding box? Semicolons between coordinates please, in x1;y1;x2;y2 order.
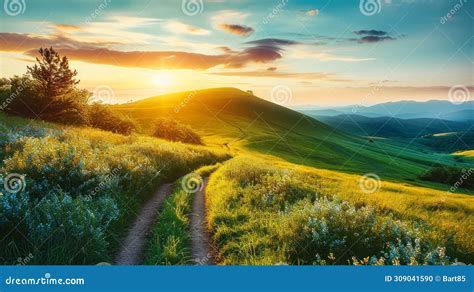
1;88;473;266
206;157;473;265
0;112;229;264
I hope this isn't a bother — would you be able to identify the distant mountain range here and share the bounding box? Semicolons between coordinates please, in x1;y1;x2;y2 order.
300;100;474;122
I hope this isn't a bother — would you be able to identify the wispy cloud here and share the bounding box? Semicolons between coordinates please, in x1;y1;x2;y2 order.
165;20;211;35
209;70;351;82
351;29;397;43
305;9;320;16
353;30;388;36
218;24;254;36
0;30;285;70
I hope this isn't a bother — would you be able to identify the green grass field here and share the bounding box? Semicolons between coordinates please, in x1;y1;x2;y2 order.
0;112;229;264
206;157;473;264
1;87;473;265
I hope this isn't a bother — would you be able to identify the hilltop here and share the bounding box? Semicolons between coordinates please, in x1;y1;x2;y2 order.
113;88;470;184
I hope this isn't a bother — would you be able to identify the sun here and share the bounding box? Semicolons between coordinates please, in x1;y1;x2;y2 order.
152;72;173;87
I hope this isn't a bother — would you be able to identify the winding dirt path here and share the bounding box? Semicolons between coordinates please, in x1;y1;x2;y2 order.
115;183;173;265
189;177;216;265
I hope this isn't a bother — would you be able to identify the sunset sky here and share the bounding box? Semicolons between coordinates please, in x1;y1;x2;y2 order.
0;0;472;106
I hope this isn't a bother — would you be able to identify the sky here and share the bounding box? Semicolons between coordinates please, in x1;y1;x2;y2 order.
0;0;473;106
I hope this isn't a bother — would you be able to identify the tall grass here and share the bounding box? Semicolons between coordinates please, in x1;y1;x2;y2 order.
0;114;230;264
144;181;193;265
206;157;472;265
144;164;221;265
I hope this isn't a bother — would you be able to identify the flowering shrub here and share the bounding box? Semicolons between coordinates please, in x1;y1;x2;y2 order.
207;157;459;265
0;115;229;264
290;197;450;265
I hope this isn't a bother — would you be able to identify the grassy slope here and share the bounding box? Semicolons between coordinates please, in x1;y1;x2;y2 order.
309;114;471;138
0;112;230;264
113;88;472;188
206;157;474;264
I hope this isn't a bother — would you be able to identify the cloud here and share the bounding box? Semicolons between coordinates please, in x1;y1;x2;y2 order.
209;70;350;82
218;23;254;36
165;20;211;35
0;31;284;70
245;38;301;46
0;32;118;52
353;30;388;36
54;24;83;32
351;30;397;43
357;36;395;43
305;9;320;16
212;10;249;24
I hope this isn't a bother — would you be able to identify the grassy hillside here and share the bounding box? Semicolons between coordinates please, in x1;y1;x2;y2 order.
2;88;472;266
206;157;473;265
113;88;471;188
0;112;230;264
416;130;474;153
310;114;471;139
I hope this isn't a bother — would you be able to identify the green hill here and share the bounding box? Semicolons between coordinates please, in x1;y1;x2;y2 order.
310;114;471;139
113;88;471;183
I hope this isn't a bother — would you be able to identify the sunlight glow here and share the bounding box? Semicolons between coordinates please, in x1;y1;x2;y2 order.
152;72;173;87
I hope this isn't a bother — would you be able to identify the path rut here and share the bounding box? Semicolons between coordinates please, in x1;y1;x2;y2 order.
115;183;173;265
189;177;215;265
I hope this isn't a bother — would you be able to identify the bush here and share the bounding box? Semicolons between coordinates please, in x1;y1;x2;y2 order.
88;104;136;135
152;118;202;145
206;157;456;265
3;75;89;125
420;164;474;191
289;198;450;265
3;48;90;125
0;118;230;264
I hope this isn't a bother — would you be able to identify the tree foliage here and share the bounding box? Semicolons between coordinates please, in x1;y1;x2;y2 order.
152;118;202;144
88;104;136;135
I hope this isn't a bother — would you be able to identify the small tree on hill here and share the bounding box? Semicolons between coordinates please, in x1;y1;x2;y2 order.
4;47;90;123
27;47;79;99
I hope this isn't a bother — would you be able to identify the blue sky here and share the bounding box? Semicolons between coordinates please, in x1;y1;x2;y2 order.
0;0;472;105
